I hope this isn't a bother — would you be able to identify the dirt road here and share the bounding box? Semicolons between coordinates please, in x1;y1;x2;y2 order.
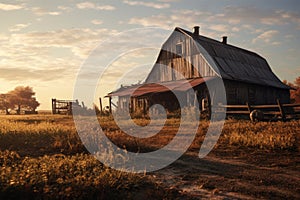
152;147;300;199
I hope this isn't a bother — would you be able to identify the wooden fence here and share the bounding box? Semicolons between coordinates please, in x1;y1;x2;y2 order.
213;99;300;121
52;99;80;115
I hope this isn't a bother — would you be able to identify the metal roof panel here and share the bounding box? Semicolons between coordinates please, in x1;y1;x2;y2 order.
107;77;216;97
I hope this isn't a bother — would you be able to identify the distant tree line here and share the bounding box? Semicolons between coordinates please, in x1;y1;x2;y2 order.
0;86;40;115
284;76;300;104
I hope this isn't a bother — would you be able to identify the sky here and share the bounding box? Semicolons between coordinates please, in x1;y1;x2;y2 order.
1;0;300;110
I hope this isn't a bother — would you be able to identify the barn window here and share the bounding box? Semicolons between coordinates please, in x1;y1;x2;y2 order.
176;43;183;55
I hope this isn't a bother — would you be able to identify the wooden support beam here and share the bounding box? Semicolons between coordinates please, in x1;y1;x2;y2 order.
226;111;251;114
143;98;146;116
194;91;198;107
207;97;212;119
109;97;112;114
246;102;251;113
208;102;300;120
282;103;300;107
99;97;103;113
111;101;118;108
277;99;286;121
69;102;72;115
215;105;248;109
252;105;280;109
52;98;56;114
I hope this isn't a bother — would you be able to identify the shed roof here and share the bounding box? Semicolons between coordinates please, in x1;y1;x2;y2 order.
175;27;289;89
107;77;215;97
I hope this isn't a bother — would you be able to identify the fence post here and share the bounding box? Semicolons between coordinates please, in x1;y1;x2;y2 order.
99;97;103;114
52;98;56;114
277;99;286;121
69;102;72;115
246;102;251;114
109;97;112;114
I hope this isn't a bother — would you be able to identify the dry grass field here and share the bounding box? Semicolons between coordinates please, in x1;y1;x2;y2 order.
0;114;299;199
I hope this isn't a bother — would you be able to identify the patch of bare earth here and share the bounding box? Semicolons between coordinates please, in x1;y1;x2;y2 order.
105;119;299;199
150;147;299;199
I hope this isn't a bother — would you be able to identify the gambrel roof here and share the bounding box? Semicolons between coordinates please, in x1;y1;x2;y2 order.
108;27;290;97
175;27;289;89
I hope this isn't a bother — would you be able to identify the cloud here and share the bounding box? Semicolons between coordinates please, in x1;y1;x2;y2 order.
127;6;300;42
260;10;300;27
57;6;72;12
221;6;265;23
285;34;295;39
129;15;168;28
97;49;157;95
76;2;115;10
157;0;180;2
0;67;68;82
30;7;61;16
91;20;103;25
0;28;119;82
252;30;278;44
231;27;240;32
123;0;170;9
9;23;31;32
271;41;280;46
208;24;228;33
76;2;94;9
0;3;23;11
219;6;300;28
8;28;113;53
128;10;209;29
127;9;232;39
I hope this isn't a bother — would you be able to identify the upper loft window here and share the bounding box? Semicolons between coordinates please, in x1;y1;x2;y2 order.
176;43;183;55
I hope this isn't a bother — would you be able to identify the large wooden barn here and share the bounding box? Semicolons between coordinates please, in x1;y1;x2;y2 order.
107;26;290;115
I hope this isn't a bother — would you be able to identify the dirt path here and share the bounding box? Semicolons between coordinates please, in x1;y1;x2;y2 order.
151;148;300;199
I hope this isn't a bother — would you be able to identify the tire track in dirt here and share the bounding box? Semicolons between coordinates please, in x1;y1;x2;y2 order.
151;150;300;199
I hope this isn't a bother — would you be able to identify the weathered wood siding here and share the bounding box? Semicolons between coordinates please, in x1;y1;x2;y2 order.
113;28;291;114
118;96;130;111
146;31;216;83
224;80;290;105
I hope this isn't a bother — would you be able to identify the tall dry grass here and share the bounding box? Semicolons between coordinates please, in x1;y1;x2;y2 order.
0;115;179;199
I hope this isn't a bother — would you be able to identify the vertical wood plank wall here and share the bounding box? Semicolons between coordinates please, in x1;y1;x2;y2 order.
146;32;216;83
